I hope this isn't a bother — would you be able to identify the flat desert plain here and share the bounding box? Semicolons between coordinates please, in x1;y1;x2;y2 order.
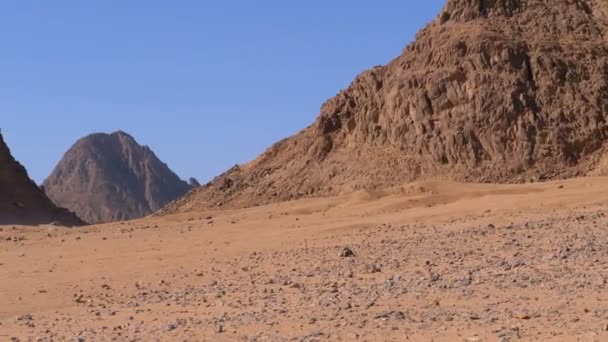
3;178;608;341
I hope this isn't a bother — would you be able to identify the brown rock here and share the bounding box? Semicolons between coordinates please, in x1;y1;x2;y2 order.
340;247;356;258
0;133;84;226
43;131;195;223
159;0;608;215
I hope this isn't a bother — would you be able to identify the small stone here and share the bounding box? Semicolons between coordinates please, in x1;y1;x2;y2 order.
164;323;177;332
375;311;406;320
513;313;531;320
17;314;33;321
340;247;355;258
365;263;381;273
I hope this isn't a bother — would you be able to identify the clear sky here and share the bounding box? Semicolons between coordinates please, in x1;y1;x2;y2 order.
1;1;445;184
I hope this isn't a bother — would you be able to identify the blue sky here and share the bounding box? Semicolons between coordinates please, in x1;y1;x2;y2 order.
0;1;444;184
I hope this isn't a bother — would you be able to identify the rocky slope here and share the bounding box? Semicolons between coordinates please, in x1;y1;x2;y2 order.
43;131;195;224
161;0;608;214
0;133;83;226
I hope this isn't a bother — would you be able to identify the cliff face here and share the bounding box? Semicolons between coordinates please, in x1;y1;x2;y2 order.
0;134;83;226
160;0;608;214
43;131;194;224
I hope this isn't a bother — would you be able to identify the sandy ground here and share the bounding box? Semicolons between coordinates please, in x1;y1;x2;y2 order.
3;178;608;341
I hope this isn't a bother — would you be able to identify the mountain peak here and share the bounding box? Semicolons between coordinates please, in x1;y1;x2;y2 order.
44;132;194;224
110;130;134;139
438;0;608;32
440;0;527;21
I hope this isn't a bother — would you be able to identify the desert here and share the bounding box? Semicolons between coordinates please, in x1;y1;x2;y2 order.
4;178;608;341
3;0;608;341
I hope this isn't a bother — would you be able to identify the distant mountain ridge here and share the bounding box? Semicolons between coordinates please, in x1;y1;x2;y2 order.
43;131;196;224
0;133;84;226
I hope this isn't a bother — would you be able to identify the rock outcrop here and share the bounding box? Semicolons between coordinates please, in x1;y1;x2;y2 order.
0;133;84;226
44;131;194;223
160;0;608;214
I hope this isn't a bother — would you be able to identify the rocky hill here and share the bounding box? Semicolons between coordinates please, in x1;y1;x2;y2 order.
0;133;83;226
160;0;608;214
43;131;195;224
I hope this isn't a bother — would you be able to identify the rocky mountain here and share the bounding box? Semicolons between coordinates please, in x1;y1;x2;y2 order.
43;131;194;224
188;177;201;188
0;133;83;226
160;0;608;214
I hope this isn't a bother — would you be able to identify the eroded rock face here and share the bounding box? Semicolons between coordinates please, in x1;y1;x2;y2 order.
160;0;608;214
321;3;608;170
0;134;84;226
44;131;193;224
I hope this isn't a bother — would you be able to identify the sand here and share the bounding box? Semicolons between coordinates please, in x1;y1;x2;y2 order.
3;178;608;341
